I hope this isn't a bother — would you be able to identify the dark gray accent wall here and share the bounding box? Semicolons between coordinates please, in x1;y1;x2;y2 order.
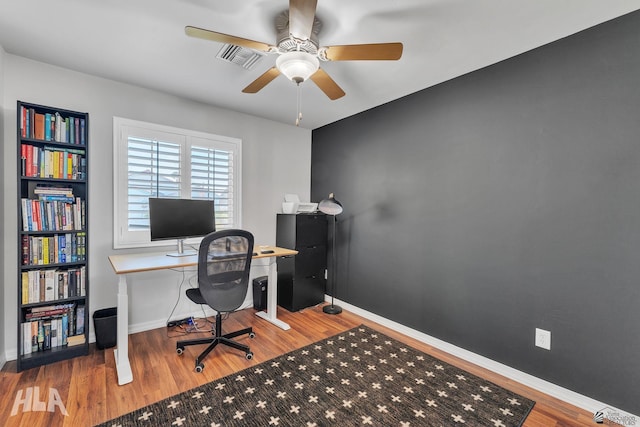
311;11;640;414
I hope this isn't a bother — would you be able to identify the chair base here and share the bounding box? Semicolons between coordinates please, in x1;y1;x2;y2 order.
176;313;254;372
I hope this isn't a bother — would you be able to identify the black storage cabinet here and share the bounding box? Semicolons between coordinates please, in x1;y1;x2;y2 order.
276;213;327;311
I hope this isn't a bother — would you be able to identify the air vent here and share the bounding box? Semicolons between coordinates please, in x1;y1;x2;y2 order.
216;44;265;70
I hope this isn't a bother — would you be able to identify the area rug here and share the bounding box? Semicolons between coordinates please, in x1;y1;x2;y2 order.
97;325;535;426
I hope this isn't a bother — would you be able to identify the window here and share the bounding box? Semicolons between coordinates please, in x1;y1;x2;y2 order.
113;117;242;248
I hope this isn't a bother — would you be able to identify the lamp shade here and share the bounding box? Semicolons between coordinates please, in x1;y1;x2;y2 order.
318;193;343;215
276;51;319;84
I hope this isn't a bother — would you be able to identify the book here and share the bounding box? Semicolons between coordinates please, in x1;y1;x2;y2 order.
43;321;51;350
51;318;58;348
57;272;65;299
42;237;50;266
61;314;68;346
21;272;29;304
28;108;34;138
39;271;45;302
34;113;45;140
54;113;62;141
32;200;40;231
44;269;55;301
34;185;74;195
44;113;52;141
22;323;32;355
66;334;85;347
31;321;39;353
25;307;68;320
62;271;69;298
21;235;30;265
37;321;44;351
80;265;86;295
20;106;27;137
21;199;30;231
28;270;38;303
76;305;85;335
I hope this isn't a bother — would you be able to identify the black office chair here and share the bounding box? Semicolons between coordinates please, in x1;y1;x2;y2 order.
176;229;255;372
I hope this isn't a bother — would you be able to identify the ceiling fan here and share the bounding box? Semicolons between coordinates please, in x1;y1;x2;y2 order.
185;0;403;101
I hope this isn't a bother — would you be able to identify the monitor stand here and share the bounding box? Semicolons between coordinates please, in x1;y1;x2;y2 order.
166;239;197;257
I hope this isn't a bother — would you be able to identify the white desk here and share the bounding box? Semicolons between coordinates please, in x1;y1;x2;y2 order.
107;245;297;385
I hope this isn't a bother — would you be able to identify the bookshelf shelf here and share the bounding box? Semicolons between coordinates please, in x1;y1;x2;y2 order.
21;261;87;269
16;101;90;371
20;295;87;309
18;343;89;371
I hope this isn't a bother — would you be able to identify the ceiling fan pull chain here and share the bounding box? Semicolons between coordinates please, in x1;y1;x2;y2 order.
296;82;303;126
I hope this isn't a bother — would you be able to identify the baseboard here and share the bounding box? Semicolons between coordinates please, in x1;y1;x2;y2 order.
329;296;639;424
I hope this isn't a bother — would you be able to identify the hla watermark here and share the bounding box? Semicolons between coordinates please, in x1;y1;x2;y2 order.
594;407;637;426
10;386;68;416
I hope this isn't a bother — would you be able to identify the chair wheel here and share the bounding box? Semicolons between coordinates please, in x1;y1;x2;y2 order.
195;363;204;373
249;332;256;339
246;352;253;360
176;347;184;355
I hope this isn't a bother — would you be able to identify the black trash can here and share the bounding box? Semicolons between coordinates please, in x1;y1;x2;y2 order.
93;307;117;349
252;276;268;310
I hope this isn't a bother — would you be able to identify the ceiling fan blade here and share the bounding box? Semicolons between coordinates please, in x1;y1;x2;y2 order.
322;43;403;61
185;26;272;52
310;68;345;100
289;0;318;40
242;67;281;93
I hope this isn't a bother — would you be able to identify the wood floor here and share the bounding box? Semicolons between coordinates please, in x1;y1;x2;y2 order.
1;304;600;426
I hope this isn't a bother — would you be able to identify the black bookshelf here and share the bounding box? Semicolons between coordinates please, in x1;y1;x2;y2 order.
16;101;89;371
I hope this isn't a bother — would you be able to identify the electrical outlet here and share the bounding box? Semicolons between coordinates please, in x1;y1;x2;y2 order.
535;328;551;350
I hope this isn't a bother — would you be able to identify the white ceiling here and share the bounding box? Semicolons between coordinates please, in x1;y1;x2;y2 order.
1;0;639;129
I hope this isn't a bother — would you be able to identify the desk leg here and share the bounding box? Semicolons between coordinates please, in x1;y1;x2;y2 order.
255;256;290;330
114;275;133;385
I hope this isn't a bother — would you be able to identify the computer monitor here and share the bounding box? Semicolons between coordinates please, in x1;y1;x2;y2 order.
148;197;216;256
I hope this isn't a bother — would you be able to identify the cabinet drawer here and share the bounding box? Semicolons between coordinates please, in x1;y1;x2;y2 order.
296;245;326;274
295;214;327;247
278;273;325;312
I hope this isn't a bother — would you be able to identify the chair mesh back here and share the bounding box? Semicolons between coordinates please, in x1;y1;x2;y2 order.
197;230;254;313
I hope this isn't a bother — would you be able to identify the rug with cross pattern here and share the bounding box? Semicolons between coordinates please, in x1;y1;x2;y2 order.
97;325;535;426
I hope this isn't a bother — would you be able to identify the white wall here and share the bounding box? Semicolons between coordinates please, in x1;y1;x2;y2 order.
2;54;312;362
0;45;6;367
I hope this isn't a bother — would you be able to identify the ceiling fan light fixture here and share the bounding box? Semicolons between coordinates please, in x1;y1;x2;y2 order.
276;51;319;84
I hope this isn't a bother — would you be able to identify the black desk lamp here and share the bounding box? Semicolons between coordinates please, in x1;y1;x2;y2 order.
318;193;343;315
